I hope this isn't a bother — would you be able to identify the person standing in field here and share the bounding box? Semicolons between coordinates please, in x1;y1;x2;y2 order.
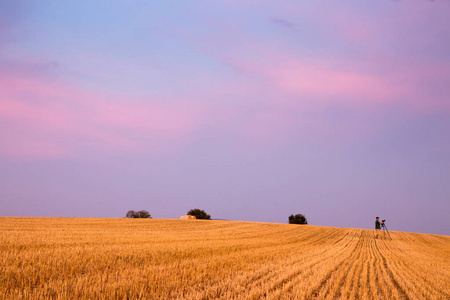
375;217;381;239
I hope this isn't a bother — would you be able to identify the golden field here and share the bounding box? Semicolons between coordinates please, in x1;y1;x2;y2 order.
0;218;449;299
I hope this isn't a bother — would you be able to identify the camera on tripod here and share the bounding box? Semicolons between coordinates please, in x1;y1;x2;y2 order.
380;219;391;239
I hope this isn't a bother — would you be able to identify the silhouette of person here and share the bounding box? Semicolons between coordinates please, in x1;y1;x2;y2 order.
375;217;381;239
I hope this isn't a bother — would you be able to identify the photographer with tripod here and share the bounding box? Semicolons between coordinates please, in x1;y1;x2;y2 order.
375;217;382;239
375;217;391;239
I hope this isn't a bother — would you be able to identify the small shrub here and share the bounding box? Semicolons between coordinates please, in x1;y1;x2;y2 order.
288;214;307;225
126;210;151;218
187;208;211;220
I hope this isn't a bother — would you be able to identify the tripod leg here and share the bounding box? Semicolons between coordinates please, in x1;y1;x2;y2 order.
384;225;392;240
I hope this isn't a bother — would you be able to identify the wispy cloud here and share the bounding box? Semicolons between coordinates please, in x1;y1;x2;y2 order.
270;18;296;30
0;62;204;160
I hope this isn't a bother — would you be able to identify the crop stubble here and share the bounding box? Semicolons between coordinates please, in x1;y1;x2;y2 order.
0;218;448;299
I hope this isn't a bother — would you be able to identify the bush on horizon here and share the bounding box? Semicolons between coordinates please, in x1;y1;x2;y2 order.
126;210;151;218
187;208;211;220
288;214;308;225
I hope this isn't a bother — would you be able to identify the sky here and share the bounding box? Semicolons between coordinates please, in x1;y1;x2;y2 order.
1;0;449;235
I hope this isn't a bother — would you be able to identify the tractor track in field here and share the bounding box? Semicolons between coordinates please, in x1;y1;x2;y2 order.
306;231;363;299
265;230;360;298
366;235;380;299
374;238;410;300
235;229;358;298
325;231;366;299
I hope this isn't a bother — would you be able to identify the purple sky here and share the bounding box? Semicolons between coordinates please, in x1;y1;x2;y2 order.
1;1;449;235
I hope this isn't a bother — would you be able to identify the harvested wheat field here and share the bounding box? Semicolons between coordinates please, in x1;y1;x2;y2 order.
0;218;449;299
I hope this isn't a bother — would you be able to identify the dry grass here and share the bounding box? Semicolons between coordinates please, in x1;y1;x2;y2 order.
1;217;449;299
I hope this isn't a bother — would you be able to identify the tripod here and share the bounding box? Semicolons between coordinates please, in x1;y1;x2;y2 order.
381;222;392;240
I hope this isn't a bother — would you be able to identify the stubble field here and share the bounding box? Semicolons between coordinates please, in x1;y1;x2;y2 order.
0;218;449;299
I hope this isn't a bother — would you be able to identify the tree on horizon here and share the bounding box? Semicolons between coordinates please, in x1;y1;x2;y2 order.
126;210;151;218
288;214;307;225
187;208;211;220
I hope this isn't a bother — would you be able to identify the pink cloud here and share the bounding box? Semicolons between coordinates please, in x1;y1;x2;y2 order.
0;66;204;160
223;44;450;113
223;55;405;112
215;48;450;151
259;60;403;102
